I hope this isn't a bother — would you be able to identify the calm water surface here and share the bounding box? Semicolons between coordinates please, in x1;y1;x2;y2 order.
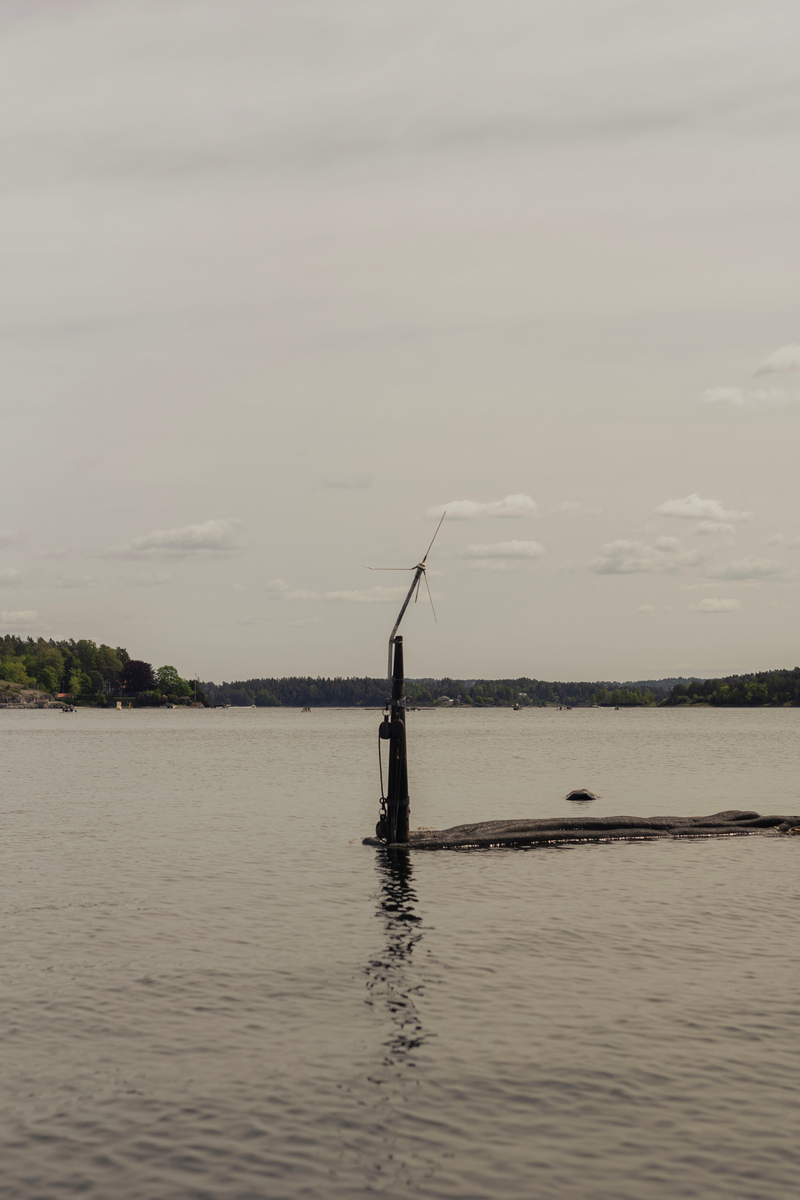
1;706;799;1199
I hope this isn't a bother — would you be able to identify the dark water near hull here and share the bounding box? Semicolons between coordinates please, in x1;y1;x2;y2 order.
2;707;799;1198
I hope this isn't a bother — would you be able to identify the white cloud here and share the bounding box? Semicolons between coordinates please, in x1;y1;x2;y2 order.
325;585;409;603
466;559;518;572
548;501;580;514
703;387;745;407
0;531;18;550
755;343;800;376
637;604;653;613
767;533;800;548
231;582;245;591
267;578;322;600
50;574;96;588
321;470;374;489
127;572;173;587
696;521;735;536
678;580;760;591
707;556;788;580
105;518;245;559
0;609;39;628
236;615;270;625
688;598;741;613
0;568;21;587
750;390;799;407
702;386;798;408
461;540;545;559
590;537;703;575
425;494;537;520
655;493;751;522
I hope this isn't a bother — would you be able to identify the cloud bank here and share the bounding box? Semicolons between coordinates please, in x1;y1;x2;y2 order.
590;537;702;575
267;579;321;601
688;598;740;613
425;494;537;520
707;557;787;580
106;518;245;559
461;540;544;559
702;387;799;408
754;343;800;376
268;578;413;603
0;609;39;628
654;493;751;522
696;521;735;535
326;586;409;603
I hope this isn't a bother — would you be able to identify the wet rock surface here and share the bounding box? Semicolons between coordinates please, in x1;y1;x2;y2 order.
364;810;800;849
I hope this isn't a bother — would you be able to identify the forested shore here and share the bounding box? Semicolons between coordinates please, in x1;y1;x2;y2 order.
3;633;799;709
202;669;800;708
662;668;800;707
201;676;667;708
0;635;207;707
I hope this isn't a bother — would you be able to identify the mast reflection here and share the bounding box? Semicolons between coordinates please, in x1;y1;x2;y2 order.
365;849;429;1065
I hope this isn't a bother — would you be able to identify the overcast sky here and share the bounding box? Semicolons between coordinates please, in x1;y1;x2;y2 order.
2;0;800;682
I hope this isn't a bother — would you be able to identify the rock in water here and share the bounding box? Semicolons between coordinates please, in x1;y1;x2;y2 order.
363;810;800;850
566;789;598;802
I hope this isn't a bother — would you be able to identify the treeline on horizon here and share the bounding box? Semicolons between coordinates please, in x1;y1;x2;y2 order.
662;667;800;708
3;633;799;709
203;669;800;709
201;676;666;708
0;635;207;706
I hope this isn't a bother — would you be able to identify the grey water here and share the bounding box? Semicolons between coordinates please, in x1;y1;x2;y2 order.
2;706;799;1199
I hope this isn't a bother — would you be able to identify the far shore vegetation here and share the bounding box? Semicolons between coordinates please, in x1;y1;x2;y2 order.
0;635;207;707
3;634;800;709
201;668;800;709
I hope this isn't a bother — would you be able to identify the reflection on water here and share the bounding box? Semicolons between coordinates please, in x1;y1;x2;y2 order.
365;850;430;1069
360;850;442;1196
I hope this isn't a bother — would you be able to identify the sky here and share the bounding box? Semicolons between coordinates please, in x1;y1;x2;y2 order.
2;0;800;683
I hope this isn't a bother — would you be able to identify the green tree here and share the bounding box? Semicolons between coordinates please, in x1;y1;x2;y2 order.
97;644;125;687
75;640;99;672
0;659;31;685
155;665;192;697
38;666;60;694
68;669;92;695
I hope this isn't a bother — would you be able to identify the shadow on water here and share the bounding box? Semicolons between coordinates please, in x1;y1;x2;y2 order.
365;849;431;1070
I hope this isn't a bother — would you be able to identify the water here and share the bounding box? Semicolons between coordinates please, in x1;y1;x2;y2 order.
2;706;799;1199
